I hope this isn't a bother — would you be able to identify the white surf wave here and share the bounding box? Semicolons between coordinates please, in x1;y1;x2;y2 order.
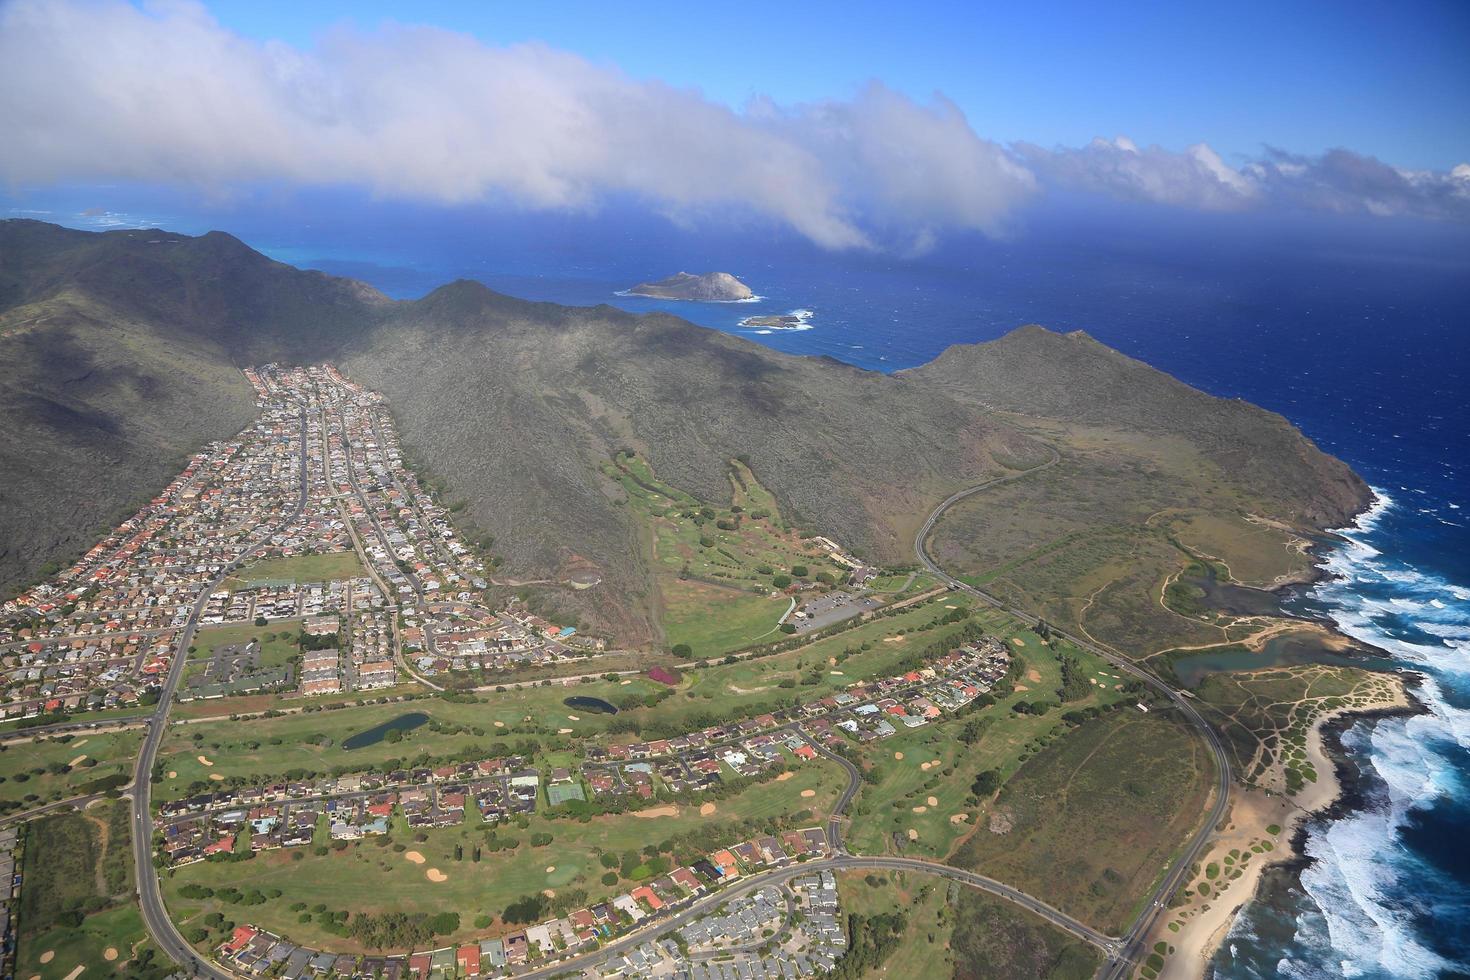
1279;486;1470;975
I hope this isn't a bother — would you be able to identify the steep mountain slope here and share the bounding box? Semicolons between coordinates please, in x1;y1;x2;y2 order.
340;281;1042;640
0;220;389;590
0;221;1371;654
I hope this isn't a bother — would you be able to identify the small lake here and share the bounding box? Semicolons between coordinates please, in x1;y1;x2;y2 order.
563;695;618;715
1170;635;1398;689
342;711;430;750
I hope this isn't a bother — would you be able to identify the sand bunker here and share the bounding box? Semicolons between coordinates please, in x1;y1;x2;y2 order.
426;868;447;882
545;866;556;873
920;762;932;771
74;739;88;748
67;754;87;767
209;773;224;781
196;755;214;766
949;813;969;825
557;728;574;734
493;721;505;728
829;670;844;676
699;802;717;816
912;805;928;813
775;771;794;782
620;679;633;685
926;796;939;806
39;951;54;964
1014;684;1030;692
542;888;555;898
893;751;904;760
567;714;581;721
881;636;905;643
800;789;816;798
60;968;84;980
103;948;118;962
1010;637;1025;647
404;850;426;865
634;805;680;818
907;828;919;841
167;771;177;778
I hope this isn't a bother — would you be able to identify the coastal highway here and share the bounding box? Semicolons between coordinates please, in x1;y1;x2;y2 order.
130;402;312;980
913;454;1234;980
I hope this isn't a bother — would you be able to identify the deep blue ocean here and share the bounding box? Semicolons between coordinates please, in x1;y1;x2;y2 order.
8;188;1470;977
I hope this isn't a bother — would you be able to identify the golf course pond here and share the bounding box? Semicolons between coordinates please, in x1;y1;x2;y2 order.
342;711;430;750
563;695;618;715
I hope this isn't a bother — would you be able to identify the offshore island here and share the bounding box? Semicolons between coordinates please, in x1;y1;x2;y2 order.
624;271;754;302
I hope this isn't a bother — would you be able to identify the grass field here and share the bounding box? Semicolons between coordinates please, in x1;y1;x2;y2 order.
15;800;170;979
846;627;1130;859
926;426;1316;662
950;709;1215;936
0;728;142;810
659;577;788;655
180;620;306;690
949;886;1100;980
229;550;365;585
837;869;956;977
188;621;305;669
164;759;846;952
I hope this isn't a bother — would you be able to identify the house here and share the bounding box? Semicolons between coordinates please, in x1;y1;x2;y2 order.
456;944;480;977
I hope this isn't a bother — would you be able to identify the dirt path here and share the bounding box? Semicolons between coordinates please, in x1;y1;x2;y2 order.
84;812;110;895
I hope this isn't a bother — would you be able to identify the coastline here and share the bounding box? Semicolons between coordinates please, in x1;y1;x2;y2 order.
1156;675;1418;979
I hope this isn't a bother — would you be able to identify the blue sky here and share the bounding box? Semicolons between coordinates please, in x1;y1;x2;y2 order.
2;0;1466;249
204;0;1470;171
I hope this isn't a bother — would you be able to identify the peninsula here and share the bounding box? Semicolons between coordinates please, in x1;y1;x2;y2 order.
625;271;754;301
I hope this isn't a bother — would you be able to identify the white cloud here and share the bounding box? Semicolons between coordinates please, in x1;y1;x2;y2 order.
1014;136;1261;211
0;0;1464;247
0;0;1034;250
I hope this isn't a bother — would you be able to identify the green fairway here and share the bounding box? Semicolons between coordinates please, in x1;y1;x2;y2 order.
163;759;846;952
608;451;866;658
0;728;142;811
846;628;1127;858
155;597;995;798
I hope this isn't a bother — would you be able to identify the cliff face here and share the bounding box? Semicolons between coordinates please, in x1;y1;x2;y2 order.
0;222;1371;650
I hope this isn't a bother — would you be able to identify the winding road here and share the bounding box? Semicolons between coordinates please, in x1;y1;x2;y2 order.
914;454;1234;980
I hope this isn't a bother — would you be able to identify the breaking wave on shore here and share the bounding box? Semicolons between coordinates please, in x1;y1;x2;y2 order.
1212;492;1470;979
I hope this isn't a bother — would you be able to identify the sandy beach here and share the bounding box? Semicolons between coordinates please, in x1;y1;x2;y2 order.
1156;674;1410;979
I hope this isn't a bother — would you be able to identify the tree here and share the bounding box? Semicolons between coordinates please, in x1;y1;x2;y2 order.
772;574;792;589
671;643;692;658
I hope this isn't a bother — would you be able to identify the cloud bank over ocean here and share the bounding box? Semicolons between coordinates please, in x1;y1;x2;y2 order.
2;0;1467;249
